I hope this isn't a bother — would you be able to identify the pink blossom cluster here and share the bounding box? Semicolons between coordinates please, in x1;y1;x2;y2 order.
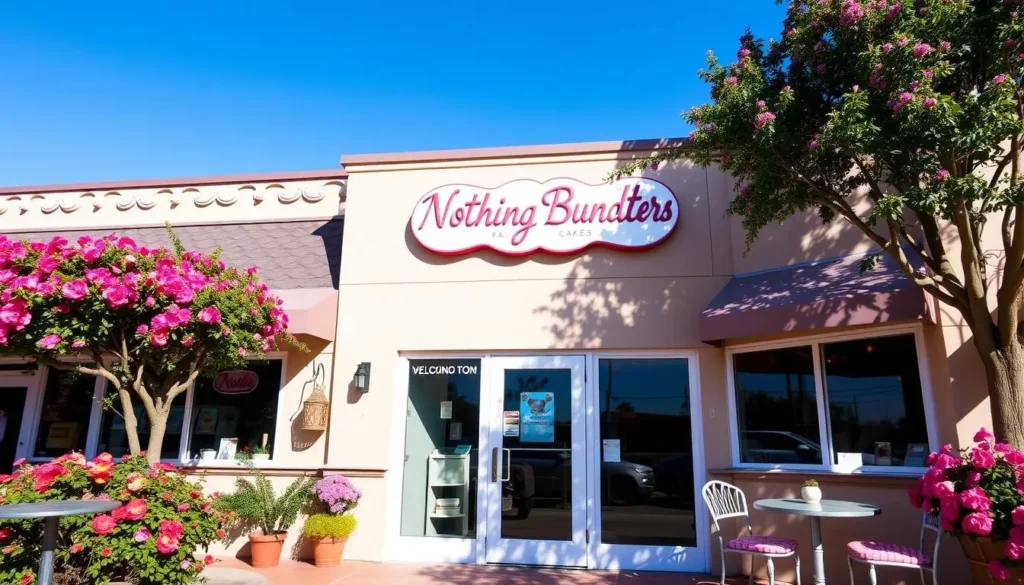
839;0;864;27
0;233;290;356
312;474;362;515
753;111;777;134
909;428;1024;578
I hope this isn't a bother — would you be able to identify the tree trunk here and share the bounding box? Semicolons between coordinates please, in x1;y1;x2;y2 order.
146;419;167;466
116;385;142;456
979;342;1024;448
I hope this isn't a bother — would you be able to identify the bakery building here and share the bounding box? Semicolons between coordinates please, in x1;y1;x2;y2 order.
0;139;987;583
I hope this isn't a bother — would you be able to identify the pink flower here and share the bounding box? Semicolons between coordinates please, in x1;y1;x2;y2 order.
155;533;179;553
159;519;184;539
738;47;751;60
238;347;247;357
967;471;982;487
840;0;864;26
1007;450;1024;466
990;560;1011;580
91;514;117;536
975;427;996;444
924;97;937;108
941;495;961;521
1013;506;1024;527
182;336;195;347
144;296;155;308
932;481;955;499
754;111;776;133
1006;540;1024;561
177;504;190;512
972;447;996;469
222;326;231;336
913;43;932;58
934;169;950;182
69;543;83;553
993;74;1008;85
726;76;738;85
908;481;925;508
149;331;168;347
102;285;132;308
960;487;992;511
61;280;88;300
37;335;61;350
0;298;31;330
923;70;933;79
71;340;85;349
134;528;151;542
136;324;149;336
963;512;994;536
198;306;222;324
36;256;59;273
940;40;951;50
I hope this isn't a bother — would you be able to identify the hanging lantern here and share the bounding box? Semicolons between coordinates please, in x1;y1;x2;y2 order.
300;363;330;432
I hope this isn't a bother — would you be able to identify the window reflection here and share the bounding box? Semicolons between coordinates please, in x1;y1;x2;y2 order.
97;388;184;460
733;347;823;465
34;370;95;458
599;359;695;547
187;360;282;458
823;334;928;466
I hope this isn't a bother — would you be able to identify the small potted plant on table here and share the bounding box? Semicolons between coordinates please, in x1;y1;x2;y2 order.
303;474;362;567
219;461;315;567
801;479;822;504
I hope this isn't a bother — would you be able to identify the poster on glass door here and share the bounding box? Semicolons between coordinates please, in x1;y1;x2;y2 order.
519;392;554;443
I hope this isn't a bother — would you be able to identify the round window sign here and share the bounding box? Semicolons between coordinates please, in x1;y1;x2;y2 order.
409;177;679;256
213;370;259;395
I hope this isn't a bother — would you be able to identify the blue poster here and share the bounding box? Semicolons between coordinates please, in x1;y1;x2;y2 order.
519;392;554;443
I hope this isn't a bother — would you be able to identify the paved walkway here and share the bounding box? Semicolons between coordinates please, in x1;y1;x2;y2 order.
213;558;762;585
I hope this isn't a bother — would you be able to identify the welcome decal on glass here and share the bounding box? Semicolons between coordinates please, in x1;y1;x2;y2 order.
409;177;680;256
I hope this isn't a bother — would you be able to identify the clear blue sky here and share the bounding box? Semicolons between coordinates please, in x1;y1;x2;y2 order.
0;1;785;186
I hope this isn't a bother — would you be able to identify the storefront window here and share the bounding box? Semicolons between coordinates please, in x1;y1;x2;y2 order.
34;370;96;458
399;359;481;538
598;358;695;547
733;347;823;465
96;387;185;460
822;334;929;467
731;332;931;469
187;360;283;460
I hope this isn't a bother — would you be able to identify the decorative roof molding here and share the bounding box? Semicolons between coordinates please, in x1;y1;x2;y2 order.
0;177;347;232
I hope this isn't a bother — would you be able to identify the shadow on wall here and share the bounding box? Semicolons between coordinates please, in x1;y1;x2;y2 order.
410;562;737;584
314;219;344;289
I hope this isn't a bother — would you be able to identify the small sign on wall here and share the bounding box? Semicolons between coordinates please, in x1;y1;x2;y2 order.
602;439;621;463
520;392;554;443
213;370;259;395
502;411;520;437
440;401;453;420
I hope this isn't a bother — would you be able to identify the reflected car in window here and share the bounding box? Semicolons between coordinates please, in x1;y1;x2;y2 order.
741;430;821;464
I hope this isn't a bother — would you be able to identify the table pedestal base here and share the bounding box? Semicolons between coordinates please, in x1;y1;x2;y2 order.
810;516;825;585
39;516;58;585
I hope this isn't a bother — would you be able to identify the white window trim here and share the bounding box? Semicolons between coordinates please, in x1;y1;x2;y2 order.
24;354;288;465
724;323;938;475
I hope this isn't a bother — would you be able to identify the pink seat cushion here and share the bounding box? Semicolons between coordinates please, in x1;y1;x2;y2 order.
726;536;798;555
847;541;931;566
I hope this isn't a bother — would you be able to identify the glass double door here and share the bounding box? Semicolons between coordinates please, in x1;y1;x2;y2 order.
484;356;588;566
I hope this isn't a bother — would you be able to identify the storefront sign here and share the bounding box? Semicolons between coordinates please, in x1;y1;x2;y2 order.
520;392;554;443
410;177;679;256
212;370;259;395
502;411;520;437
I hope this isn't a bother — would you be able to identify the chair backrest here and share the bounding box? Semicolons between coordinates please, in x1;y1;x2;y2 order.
702;480;751;533
921;512;942;569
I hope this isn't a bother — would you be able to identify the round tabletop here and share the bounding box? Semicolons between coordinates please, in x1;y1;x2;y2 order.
753;498;881;518
0;500;120;520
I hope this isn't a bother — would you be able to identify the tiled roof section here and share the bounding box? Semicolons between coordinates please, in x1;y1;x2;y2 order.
3;219;343;290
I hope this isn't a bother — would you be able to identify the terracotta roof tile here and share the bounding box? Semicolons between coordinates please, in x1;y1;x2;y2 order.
3;219;342;290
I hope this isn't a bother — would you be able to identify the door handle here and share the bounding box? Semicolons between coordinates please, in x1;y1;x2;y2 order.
501;448;511;482
491;447;499;482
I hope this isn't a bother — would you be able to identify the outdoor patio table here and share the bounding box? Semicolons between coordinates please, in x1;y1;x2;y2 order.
0;500;119;585
753;498;880;585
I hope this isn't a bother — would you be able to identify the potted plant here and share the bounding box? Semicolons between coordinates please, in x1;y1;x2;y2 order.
304;474;362;567
909;427;1024;583
801;479;822;504
219;461;314;568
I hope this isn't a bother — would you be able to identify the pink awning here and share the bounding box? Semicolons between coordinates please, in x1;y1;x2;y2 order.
699;254;934;344
276;288;338;341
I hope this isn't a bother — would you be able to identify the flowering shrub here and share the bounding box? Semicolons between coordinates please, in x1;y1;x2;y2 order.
311;475;361;515
0;230;299;462
909;428;1024;579
0;452;225;585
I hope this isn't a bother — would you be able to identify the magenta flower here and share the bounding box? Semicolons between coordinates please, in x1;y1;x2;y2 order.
198;306;222;325
134;528;151;543
993;74;1008;85
973;447;996;469
913;43;931;58
102;285;132;309
238;347;247;357
136;324;149;336
754;111;777;133
840;0;864;26
960;487;992;511
737;47;752;60
71;340;85;349
976;427;996;443
935;169;950;182
990;560;1011;580
37;334;61;350
312;475;363;514
886;2;901;21
924;97;937;108
963;512;994;536
940;40;951;50
61;280;88;300
882;43;893;54
150;331;168;347
923;70;933;79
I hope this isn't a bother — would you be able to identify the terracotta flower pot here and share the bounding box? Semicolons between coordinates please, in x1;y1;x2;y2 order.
959;535;1024;584
249;530;287;568
311;536;348;568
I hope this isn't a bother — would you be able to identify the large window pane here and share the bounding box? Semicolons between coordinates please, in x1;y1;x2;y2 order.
34;370;96;458
822;334;928;467
187;360;283;459
97;387;185;460
599;359;695;547
400;359;481;538
733;347;823;464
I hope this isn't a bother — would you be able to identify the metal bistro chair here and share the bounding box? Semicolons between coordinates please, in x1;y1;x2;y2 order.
847;512;940;585
702;480;801;585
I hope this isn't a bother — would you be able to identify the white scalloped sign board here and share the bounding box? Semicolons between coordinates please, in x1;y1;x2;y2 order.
410;178;679;256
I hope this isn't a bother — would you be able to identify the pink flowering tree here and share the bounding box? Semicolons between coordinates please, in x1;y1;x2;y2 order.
618;1;1024;446
0;229;298;464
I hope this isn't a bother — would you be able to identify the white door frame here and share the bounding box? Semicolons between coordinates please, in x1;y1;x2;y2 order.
483;355;588;567
586;351;708;572
384;351;708;573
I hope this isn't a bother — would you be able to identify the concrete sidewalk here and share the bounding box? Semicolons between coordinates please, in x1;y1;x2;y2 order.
211;557;769;585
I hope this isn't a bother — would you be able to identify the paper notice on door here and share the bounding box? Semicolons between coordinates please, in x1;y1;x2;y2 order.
602;439;621;463
503;411;520;437
440;401;453;419
449;421;462;441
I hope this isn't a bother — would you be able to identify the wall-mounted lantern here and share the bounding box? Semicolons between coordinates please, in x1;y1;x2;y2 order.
354;362;371;392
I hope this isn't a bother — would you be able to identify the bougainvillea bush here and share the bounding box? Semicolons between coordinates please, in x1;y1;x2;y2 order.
909;428;1024;579
0;229;298;462
0;452;227;585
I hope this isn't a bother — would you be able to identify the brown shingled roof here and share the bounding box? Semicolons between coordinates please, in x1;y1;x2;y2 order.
3;219;342;290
